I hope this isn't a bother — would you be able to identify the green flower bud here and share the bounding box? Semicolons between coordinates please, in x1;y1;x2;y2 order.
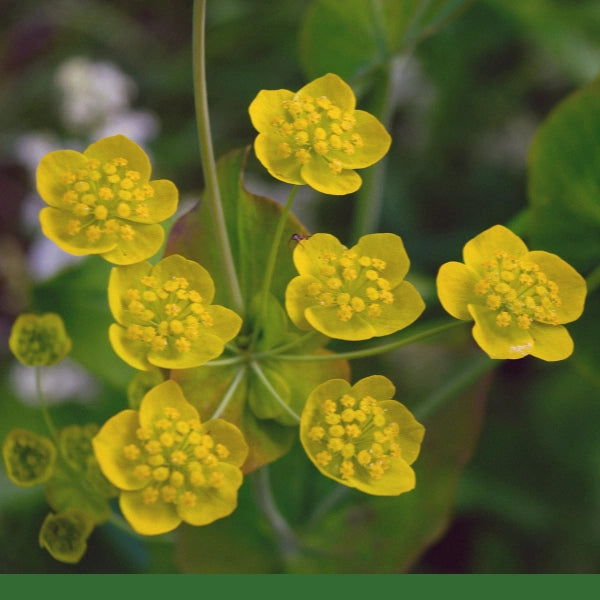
38;509;95;564
9;313;72;366
2;428;57;487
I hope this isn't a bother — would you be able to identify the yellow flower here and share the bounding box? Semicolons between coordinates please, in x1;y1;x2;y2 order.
436;224;587;361
9;313;71;366
37;134;178;265
285;233;425;340
300;376;425;496
249;73;391;195
108;254;243;370
92;379;248;536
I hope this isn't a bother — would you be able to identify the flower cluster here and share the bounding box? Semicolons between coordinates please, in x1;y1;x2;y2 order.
37;134;178;265
249;73;391;195
436;225;587;360
286;232;425;340
108;254;243;370
92;380;248;535
300;376;425;495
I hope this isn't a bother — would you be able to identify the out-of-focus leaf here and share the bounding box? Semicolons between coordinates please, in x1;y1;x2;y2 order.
300;0;473;82
175;480;280;574
528;73;600;274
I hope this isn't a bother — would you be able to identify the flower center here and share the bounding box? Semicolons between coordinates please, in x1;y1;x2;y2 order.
271;94;363;173
305;249;393;322
473;250;562;329
59;157;154;244
307;393;402;482
124;274;214;355
123;406;231;507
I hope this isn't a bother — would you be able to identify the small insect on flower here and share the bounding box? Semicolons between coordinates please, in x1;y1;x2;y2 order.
288;233;312;249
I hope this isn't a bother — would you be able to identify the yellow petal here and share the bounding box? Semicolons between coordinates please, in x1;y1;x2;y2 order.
528;322;574;361
292;233;345;276
436;261;480;321
298;73;356;112
119;489;181;535
85;135;152;182
354;233;410;285
177;464;243;526
469;304;534;359
40;207;117;256
100;222;165;265
463;224;529;269
526;250;587;323
138;379;199;430
152;254;216;304
248;88;294;131
301;158;362;195
253;133;304;185
92;409;146;491
36;149;88;208
334;109;391;169
201;419;249;468
108;323;152;371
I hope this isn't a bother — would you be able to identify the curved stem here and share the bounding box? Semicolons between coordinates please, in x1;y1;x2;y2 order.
249;361;301;423
275;318;466;362
35;366;59;444
250;185;298;347
193;0;244;315
413;353;497;422
585;262;600;295
209;364;247;419
251;466;300;562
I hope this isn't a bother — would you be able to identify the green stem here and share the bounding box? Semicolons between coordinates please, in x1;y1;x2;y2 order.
209;364;247;419
35;366;59;444
413;353;497;422
350;54;405;240
249;361;301;423
585;262;600;295
251;466;300;562
192;0;244;315
250;185;298;347
275;318;467;362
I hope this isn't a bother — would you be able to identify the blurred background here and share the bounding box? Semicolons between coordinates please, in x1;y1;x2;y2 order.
1;0;599;573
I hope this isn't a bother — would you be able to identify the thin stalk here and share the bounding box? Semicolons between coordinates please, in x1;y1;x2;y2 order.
413;353;496;422
275;319;466;362
351;53;408;240
35;366;59;444
209;364;247;419
251;466;300;562
250;185;298;348
192;0;244;314
585;262;600;295
249;361;301;423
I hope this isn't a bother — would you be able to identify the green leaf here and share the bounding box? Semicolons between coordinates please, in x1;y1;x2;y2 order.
528;74;600;274
299;0;473;82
